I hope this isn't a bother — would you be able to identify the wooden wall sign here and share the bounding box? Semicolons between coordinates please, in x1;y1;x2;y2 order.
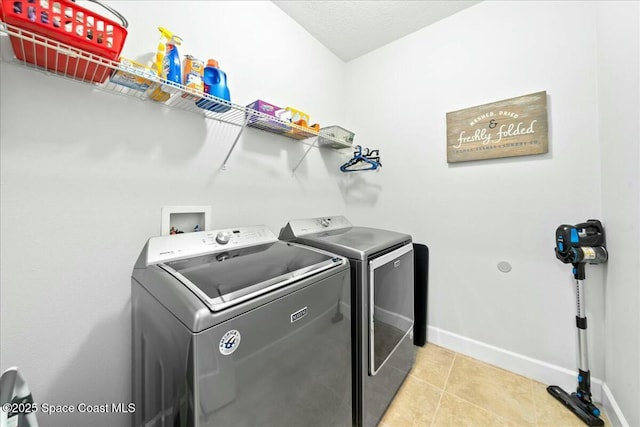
446;91;548;163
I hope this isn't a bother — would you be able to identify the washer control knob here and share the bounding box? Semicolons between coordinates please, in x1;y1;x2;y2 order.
216;231;231;245
320;219;330;227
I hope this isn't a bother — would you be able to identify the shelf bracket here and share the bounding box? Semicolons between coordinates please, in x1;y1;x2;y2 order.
291;136;319;176
221;113;252;170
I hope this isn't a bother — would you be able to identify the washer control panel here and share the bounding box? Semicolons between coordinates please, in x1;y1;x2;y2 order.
144;225;277;265
282;216;352;237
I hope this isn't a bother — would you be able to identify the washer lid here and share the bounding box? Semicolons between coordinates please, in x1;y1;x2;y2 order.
280;216;411;260
161;241;344;312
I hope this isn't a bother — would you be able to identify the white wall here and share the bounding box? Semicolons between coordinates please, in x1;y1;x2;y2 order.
0;2;348;426
344;0;607;391
344;0;639;424
597;2;640;426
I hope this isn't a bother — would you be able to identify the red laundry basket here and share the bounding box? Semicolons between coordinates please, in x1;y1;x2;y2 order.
0;0;128;83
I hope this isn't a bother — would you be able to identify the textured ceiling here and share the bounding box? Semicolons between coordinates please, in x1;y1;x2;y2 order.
273;1;480;62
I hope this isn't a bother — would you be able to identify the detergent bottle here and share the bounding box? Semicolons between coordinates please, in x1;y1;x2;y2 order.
195;59;231;113
162;33;183;84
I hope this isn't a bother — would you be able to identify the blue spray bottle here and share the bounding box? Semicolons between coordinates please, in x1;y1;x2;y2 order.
162;33;183;85
196;59;231;112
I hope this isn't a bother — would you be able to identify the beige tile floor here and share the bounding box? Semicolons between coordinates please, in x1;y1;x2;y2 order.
380;344;611;427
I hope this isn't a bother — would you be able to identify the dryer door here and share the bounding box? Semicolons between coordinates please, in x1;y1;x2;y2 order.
368;243;414;375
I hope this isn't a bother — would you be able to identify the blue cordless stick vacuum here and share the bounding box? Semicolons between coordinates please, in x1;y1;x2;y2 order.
548;219;608;426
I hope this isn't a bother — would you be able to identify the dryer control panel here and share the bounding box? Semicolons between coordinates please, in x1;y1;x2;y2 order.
280;216;352;239
142;225;278;266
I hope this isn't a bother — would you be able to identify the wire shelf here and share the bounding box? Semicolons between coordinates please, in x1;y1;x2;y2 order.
0;22;353;153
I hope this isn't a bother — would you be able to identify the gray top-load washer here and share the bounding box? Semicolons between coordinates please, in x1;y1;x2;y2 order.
280;216;415;427
131;225;352;427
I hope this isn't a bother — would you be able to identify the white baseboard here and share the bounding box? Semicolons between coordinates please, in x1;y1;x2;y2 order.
427;326;602;401
427;326;634;425
602;383;630;427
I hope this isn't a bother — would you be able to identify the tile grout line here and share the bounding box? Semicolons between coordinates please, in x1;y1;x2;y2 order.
445;386;527;426
429;351;457;427
443;351;540;426
531;378;540;427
